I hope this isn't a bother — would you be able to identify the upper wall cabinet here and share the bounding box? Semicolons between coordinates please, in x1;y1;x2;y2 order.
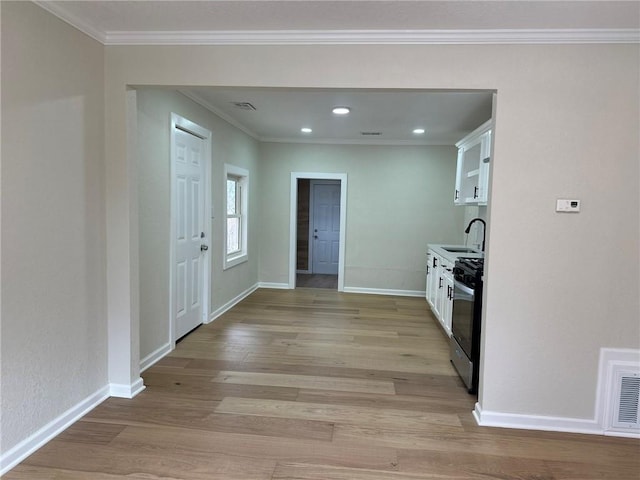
454;119;492;206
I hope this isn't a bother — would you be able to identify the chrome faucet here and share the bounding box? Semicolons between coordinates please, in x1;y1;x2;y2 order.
465;218;486;252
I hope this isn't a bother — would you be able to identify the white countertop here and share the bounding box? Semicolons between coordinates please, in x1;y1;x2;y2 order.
428;244;484;263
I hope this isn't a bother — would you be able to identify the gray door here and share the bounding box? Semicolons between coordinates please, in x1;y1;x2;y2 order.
311;182;341;275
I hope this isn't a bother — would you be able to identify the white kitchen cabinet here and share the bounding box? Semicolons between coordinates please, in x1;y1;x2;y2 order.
436;257;454;336
427;245;482;336
454;119;492;206
441;265;454;336
426;251;435;307
427;250;445;317
426;247;462;337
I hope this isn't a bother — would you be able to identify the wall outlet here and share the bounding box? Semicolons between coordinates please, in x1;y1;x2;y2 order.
556;199;581;213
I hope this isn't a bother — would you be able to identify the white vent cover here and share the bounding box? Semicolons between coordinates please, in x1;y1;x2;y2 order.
599;349;640;437
613;371;640;429
231;102;256;111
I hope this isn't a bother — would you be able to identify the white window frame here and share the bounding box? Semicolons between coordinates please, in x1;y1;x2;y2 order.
224;164;249;269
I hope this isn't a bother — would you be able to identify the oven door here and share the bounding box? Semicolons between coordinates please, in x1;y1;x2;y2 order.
451;279;475;359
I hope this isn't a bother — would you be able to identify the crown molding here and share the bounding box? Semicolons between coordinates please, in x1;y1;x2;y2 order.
28;2;640;47
103;29;640;46
33;1;106;44
260;137;450;146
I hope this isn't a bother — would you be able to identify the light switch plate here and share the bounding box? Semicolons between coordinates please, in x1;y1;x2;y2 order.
556;199;580;213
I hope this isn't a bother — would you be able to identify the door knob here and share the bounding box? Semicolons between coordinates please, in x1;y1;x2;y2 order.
201;244;209;252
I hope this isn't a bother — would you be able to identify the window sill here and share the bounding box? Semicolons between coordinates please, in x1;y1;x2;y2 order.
224;253;248;270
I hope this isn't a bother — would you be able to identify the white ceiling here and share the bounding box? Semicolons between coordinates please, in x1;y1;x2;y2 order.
34;1;637;145
179;87;493;145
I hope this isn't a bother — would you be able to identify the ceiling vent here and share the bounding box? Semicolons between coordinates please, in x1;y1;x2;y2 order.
231;102;257;111
361;132;382;136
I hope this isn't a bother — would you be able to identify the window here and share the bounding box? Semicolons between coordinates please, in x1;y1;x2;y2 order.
224;164;249;269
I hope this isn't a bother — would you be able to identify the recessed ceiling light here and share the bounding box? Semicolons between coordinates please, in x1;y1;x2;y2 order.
301;127;312;133
413;128;425;134
332;106;351;115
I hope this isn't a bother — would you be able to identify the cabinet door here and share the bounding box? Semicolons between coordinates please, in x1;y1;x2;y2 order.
426;252;433;305
436;258;455;332
477;130;492;205
432;255;445;319
427;252;439;308
442;272;454;336
454;119;492;206
454;149;465;205
455;140;482;204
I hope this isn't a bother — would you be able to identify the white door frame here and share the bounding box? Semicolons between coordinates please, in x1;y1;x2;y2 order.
169;113;212;346
289;172;347;291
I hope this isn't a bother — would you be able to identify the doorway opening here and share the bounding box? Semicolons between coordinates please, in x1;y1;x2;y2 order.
289;172;347;291
296;179;341;289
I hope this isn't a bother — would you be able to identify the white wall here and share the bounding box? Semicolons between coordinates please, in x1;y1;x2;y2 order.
259;142;464;290
136;88;260;361
104;42;640;425
1;2;106;453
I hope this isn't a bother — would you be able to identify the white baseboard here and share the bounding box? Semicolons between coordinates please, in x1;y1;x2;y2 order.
473;402;604;436
0;385;110;476
208;283;260;323
342;286;425;297
109;377;145;399
258;282;290;290
140;342;172;373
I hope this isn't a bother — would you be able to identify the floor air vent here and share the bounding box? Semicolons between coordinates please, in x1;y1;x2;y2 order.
599;349;640;436
613;372;640;429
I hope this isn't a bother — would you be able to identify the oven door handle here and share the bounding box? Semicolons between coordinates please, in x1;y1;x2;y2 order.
454;281;475;296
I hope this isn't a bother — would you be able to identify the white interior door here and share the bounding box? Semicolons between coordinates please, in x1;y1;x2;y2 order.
174;126;206;340
311;182;341;275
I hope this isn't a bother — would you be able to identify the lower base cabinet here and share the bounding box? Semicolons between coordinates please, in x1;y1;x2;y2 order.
426;248;454;336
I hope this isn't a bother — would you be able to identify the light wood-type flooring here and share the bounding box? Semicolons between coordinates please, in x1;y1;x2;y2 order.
6;289;640;479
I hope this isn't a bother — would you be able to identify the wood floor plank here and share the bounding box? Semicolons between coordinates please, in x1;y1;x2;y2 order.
232;323;400;338
199;413;335;441
215;397;462;430
271;337;444;356
271;462;488;480
396;448;640;480
52;421;127;446
212;371;396;394
109;424;400;471
279;345;455;375
140;371;300;401
4;465;149;479
19;441;277;480
296;388;474;414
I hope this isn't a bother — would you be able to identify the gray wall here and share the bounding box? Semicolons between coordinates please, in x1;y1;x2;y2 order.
258;142;465;290
136;88;260;361
1;2;106;452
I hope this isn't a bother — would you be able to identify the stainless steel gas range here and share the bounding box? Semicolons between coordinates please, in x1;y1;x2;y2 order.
450;257;484;394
